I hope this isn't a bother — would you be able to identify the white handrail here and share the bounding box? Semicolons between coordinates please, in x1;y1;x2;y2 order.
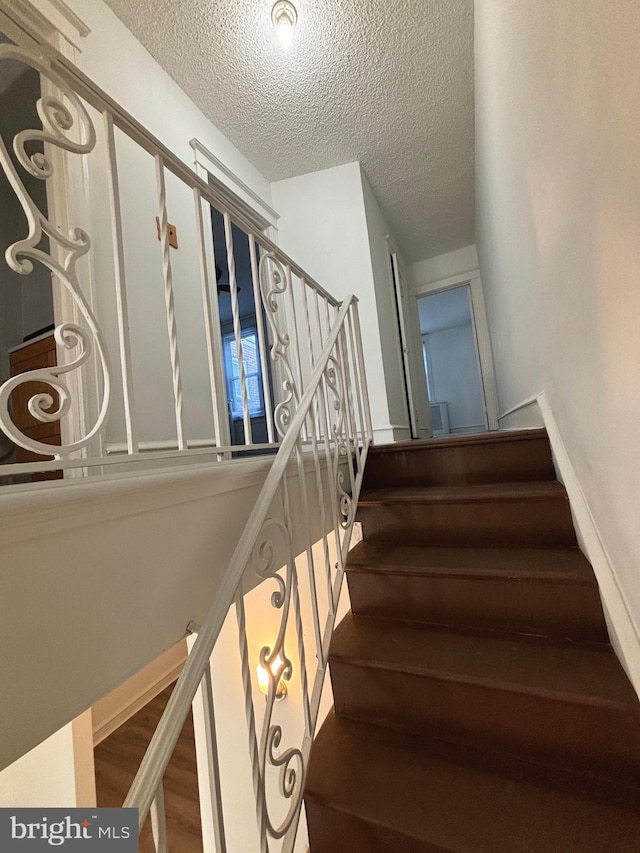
124;295;371;847
0;34;373;848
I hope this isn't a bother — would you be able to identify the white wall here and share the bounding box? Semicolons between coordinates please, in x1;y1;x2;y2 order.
271;162;397;442
475;2;640;641
0;457;269;770
360;171;411;439
0;450;342;772
0;725;76;807
67;0;270;204
92;639;187;745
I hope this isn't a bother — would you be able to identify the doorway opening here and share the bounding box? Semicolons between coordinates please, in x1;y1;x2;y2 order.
418;284;487;437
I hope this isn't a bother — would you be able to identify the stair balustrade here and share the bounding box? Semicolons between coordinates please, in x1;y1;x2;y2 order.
0;34;348;480
125;296;371;851
0;30;374;852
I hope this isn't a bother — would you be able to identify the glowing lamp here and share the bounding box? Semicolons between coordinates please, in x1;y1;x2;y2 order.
257;650;289;701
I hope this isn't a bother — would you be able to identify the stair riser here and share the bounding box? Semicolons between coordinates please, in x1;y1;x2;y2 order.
358;498;576;547
363;437;554;489
346;573;608;642
306;800;446;853
330;660;640;779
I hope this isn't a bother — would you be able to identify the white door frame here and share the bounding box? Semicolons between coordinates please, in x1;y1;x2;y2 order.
389;250;417;437
413;271;499;432
386;236;431;439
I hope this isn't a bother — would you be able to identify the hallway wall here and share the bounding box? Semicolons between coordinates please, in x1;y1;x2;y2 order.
272;162;404;442
475;1;640;635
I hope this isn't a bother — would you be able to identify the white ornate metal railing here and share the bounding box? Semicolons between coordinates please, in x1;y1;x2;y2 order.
0;30;374;851
124;295;371;851
0;37;343;479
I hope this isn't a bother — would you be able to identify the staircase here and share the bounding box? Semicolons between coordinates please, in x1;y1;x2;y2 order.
305;429;640;852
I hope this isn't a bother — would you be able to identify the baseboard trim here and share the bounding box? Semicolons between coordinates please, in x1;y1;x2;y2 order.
373;424;412;444
92;643;187;746
498;394;544;429
537;391;640;697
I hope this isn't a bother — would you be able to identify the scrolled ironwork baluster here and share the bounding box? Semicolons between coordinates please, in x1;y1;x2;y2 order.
324;352;354;531
0;43;111;460
250;510;308;840
258;252;300;437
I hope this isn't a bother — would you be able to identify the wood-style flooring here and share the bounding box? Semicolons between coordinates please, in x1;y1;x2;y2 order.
94;682;203;852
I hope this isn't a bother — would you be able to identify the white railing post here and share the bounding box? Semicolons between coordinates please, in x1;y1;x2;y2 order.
350;298;374;442
194;187;228;453
346;304;367;449
282;465;313;737
191;656;228;853
284;266;307;437
150;783;168;853
155;153;186;451
248;235;276;445
103;109;138;455
223;211;253;446
235;590;268;853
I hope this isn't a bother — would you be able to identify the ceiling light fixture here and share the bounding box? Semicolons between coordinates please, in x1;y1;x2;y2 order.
271;0;297;50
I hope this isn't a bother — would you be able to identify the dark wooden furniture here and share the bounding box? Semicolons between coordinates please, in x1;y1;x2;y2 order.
9;333;62;481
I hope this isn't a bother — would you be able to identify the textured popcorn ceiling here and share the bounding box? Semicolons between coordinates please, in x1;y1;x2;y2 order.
104;0;474;261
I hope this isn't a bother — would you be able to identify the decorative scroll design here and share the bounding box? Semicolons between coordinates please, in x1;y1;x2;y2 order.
258;253;299;437
0;44;110;458
324;354;354;527
251;515;305;839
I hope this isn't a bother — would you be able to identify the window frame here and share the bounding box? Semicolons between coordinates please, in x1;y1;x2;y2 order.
222;327;266;420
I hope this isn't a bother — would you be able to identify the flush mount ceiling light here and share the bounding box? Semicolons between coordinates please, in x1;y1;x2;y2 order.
271;0;298;50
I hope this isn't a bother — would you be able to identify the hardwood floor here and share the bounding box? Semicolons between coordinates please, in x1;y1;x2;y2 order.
94;682;203;852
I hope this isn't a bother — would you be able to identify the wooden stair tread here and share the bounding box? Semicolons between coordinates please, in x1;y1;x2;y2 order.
307;430;640;852
330;614;637;710
367;428;548;454
305;713;640;853
359;481;567;506
346;541;595;583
